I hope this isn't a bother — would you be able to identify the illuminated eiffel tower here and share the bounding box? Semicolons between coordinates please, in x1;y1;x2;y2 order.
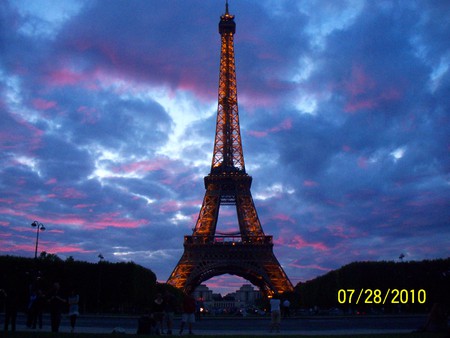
167;2;293;297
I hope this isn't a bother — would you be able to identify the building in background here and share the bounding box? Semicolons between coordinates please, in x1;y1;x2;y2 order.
193;283;262;315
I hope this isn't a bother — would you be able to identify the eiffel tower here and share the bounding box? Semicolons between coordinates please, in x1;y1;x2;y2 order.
167;2;293;297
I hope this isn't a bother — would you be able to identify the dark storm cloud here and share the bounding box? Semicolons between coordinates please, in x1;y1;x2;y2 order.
233;1;309;106
68;92;172;151
50;1;220;100
36;135;93;181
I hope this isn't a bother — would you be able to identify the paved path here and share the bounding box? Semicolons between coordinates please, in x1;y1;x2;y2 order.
9;314;430;335
20;325;413;336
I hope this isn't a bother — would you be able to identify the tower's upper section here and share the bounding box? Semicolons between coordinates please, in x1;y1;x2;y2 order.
211;1;245;174
219;1;236;35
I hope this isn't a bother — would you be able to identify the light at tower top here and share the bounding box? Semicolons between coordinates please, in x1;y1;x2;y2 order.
219;1;236;34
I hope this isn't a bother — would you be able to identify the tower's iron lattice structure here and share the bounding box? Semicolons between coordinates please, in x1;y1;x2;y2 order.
167;3;293;297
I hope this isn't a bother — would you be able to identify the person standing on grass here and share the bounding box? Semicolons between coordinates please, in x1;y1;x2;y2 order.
179;293;196;335
31;289;45;329
48;282;66;333
282;298;291;318
1;287;18;332
164;290;177;335
68;288;80;333
269;295;281;333
153;293;165;334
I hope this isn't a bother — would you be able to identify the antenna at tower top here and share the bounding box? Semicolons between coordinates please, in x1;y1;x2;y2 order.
219;0;235;35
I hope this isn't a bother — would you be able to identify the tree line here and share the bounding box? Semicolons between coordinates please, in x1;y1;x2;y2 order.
294;258;450;313
0;254;180;314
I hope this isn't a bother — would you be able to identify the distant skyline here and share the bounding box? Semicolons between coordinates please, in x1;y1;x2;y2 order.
1;0;449;295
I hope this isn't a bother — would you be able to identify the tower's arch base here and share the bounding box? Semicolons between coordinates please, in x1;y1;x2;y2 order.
167;236;293;298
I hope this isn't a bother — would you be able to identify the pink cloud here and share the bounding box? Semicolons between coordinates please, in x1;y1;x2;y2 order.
0;130;23;150
162;173;198;189
40;216;85;227
342;145;352;152
2;228;42;239
277;118;292;130
17;212;147;230
27;195;47;203
271;213;296;223
74;203;97;209
248;130;268;138
345;99;376;112
116;158;170;174
51;187;86;199
326;224;362;239
46;68;85;86
343;64;403;113
345;64;376;96
0;198;14;205
1;116;44;153
49;244;95;255
406;191;437;207
325;199;345;208
380;87;401;101
276;234;328;251
77;106;100;124
97;41;120;66
32;98;57;110
248;118;292;138
16;178;27;186
292;235;328;251
0;207;26;218
45;178;58;185
160;200;180;213
0;238;94;256
303;180;318;187
204;275;249;295
0;241;36;254
218;208;236;217
47;229;65;234
239;78;297;111
85;213;148;230
288;261;331;272
357;156;368;168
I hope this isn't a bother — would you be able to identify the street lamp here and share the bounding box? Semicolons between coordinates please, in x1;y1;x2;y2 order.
31;221;46;259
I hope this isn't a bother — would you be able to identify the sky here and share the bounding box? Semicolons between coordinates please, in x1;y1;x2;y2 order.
1;0;449;295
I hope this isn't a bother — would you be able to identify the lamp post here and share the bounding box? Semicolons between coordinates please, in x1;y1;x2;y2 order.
31;221;46;259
